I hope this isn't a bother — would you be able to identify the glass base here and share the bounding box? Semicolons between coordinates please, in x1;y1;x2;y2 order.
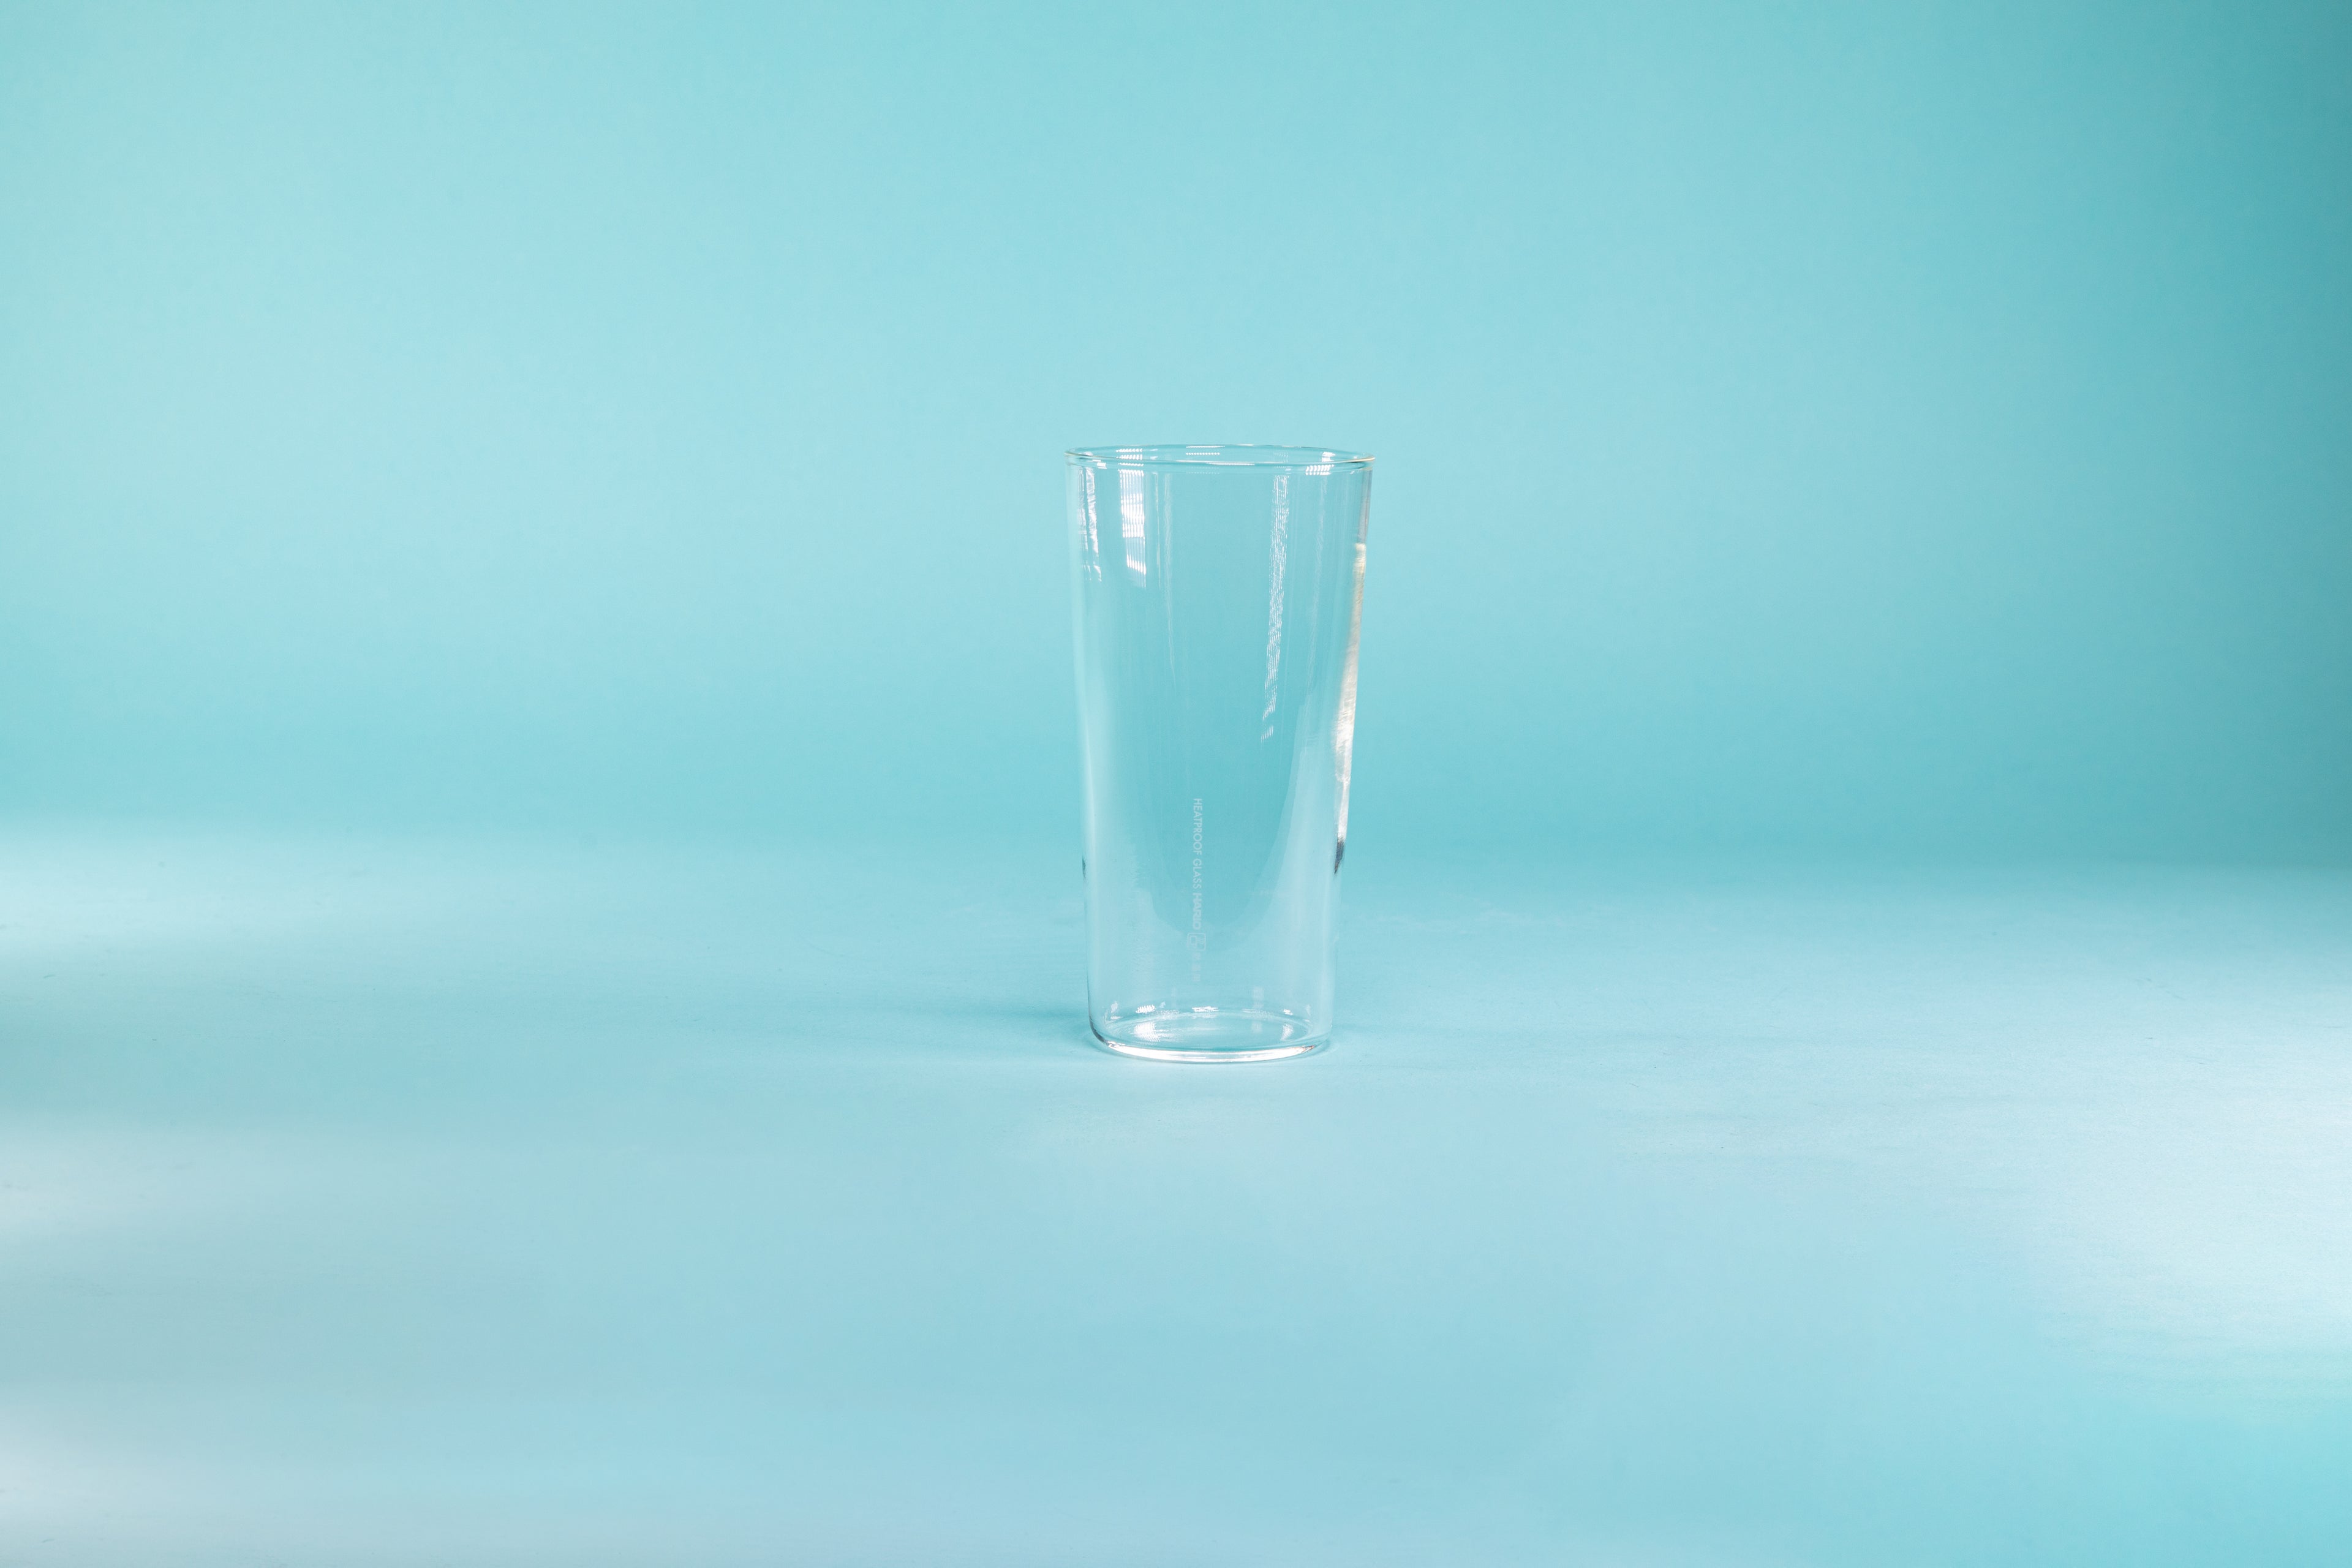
1090;1006;1328;1064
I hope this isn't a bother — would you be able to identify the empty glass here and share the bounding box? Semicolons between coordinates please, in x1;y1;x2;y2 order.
1066;445;1374;1062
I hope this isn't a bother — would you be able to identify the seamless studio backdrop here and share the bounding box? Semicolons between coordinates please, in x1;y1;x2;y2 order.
6;6;2352;1564
3;0;2346;864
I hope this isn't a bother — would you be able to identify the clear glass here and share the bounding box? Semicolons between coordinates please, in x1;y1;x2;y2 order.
1066;444;1374;1063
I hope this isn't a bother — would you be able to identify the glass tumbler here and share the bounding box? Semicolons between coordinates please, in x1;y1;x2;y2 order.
1066;444;1374;1062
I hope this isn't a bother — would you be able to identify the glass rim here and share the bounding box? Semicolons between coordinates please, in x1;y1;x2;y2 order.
1065;443;1374;470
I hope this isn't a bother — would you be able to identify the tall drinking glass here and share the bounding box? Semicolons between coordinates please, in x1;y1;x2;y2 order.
1066;445;1374;1063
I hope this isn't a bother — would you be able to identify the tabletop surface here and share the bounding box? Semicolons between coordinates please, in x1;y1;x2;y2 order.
3;830;2348;1566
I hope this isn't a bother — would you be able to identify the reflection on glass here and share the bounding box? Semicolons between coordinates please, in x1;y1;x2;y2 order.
1066;445;1374;1063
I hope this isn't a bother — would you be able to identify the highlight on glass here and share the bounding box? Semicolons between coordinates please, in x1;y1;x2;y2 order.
1065;444;1374;1063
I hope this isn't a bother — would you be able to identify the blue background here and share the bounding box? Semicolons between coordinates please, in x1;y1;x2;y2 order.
4;5;2351;1564
5;0;2346;859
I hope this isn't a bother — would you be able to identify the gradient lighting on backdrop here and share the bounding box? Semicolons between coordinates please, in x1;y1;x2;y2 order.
4;4;2351;1566
3;1;2345;860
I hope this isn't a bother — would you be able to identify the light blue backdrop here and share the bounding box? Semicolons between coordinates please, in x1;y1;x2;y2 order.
4;0;2347;860
6;12;2352;1562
